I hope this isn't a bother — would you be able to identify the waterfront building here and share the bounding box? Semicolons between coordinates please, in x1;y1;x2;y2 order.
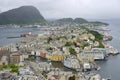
63;56;81;70
79;48;107;60
90;74;101;80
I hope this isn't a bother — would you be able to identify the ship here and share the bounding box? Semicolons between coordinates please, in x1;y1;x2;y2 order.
20;32;33;37
32;25;41;28
103;43;119;55
7;36;20;39
109;48;119;55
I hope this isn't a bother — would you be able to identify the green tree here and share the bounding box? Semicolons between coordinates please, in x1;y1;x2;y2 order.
69;47;77;55
65;42;74;46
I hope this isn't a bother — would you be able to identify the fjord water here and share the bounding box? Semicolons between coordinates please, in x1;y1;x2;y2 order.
97;20;120;80
0;20;120;79
0;27;44;46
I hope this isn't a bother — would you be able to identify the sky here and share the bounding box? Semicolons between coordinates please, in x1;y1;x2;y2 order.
0;0;120;20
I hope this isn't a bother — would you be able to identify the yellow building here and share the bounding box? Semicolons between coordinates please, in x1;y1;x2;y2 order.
50;55;64;61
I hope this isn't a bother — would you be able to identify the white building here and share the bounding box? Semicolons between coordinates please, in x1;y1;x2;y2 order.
83;63;91;70
79;48;107;60
39;62;52;71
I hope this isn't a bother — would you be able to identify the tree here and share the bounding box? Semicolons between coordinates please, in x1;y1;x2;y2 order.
11;67;19;74
10;64;16;68
69;47;77;55
65;42;74;46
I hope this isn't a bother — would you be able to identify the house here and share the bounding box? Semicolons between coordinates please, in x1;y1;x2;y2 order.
19;75;38;80
0;72;11;80
0;56;8;66
83;63;91;70
0;49;10;66
39;62;52;71
10;53;24;64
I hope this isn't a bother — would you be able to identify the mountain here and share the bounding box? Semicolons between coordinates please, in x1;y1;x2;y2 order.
89;21;109;26
0;6;45;25
57;18;88;24
74;18;88;24
47;17;109;27
57;18;73;22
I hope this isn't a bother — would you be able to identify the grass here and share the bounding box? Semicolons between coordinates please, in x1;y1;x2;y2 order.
0;64;23;74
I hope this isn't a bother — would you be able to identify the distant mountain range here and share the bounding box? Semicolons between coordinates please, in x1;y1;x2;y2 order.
56;18;108;26
57;18;88;24
0;6;108;26
0;6;45;25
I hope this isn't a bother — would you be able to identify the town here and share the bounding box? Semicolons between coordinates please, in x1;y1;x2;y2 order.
0;22;118;80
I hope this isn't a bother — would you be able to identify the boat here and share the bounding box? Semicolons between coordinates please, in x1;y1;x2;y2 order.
32;25;41;28
102;77;111;80
20;32;33;37
7;36;20;39
109;48;119;55
96;66;101;71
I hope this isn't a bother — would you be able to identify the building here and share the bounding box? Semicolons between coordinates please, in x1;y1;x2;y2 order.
79;48;107;61
10;53;24;64
50;51;64;61
83;63;91;70
40;52;46;58
0;72;11;80
39;62;52;71
0;49;10;66
63;56;81;70
19;75;38;80
0;56;8;66
19;67;34;75
50;55;64;61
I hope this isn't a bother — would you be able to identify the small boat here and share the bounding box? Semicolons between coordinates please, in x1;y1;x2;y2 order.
97;66;101;71
7;36;20;39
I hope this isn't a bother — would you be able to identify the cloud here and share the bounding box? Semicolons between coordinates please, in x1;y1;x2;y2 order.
0;0;120;19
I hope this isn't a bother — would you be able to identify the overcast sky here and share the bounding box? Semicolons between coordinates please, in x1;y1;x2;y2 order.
0;0;120;19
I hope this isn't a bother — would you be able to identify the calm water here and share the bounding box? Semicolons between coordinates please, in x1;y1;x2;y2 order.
0;21;120;79
0;27;44;46
96;20;120;80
